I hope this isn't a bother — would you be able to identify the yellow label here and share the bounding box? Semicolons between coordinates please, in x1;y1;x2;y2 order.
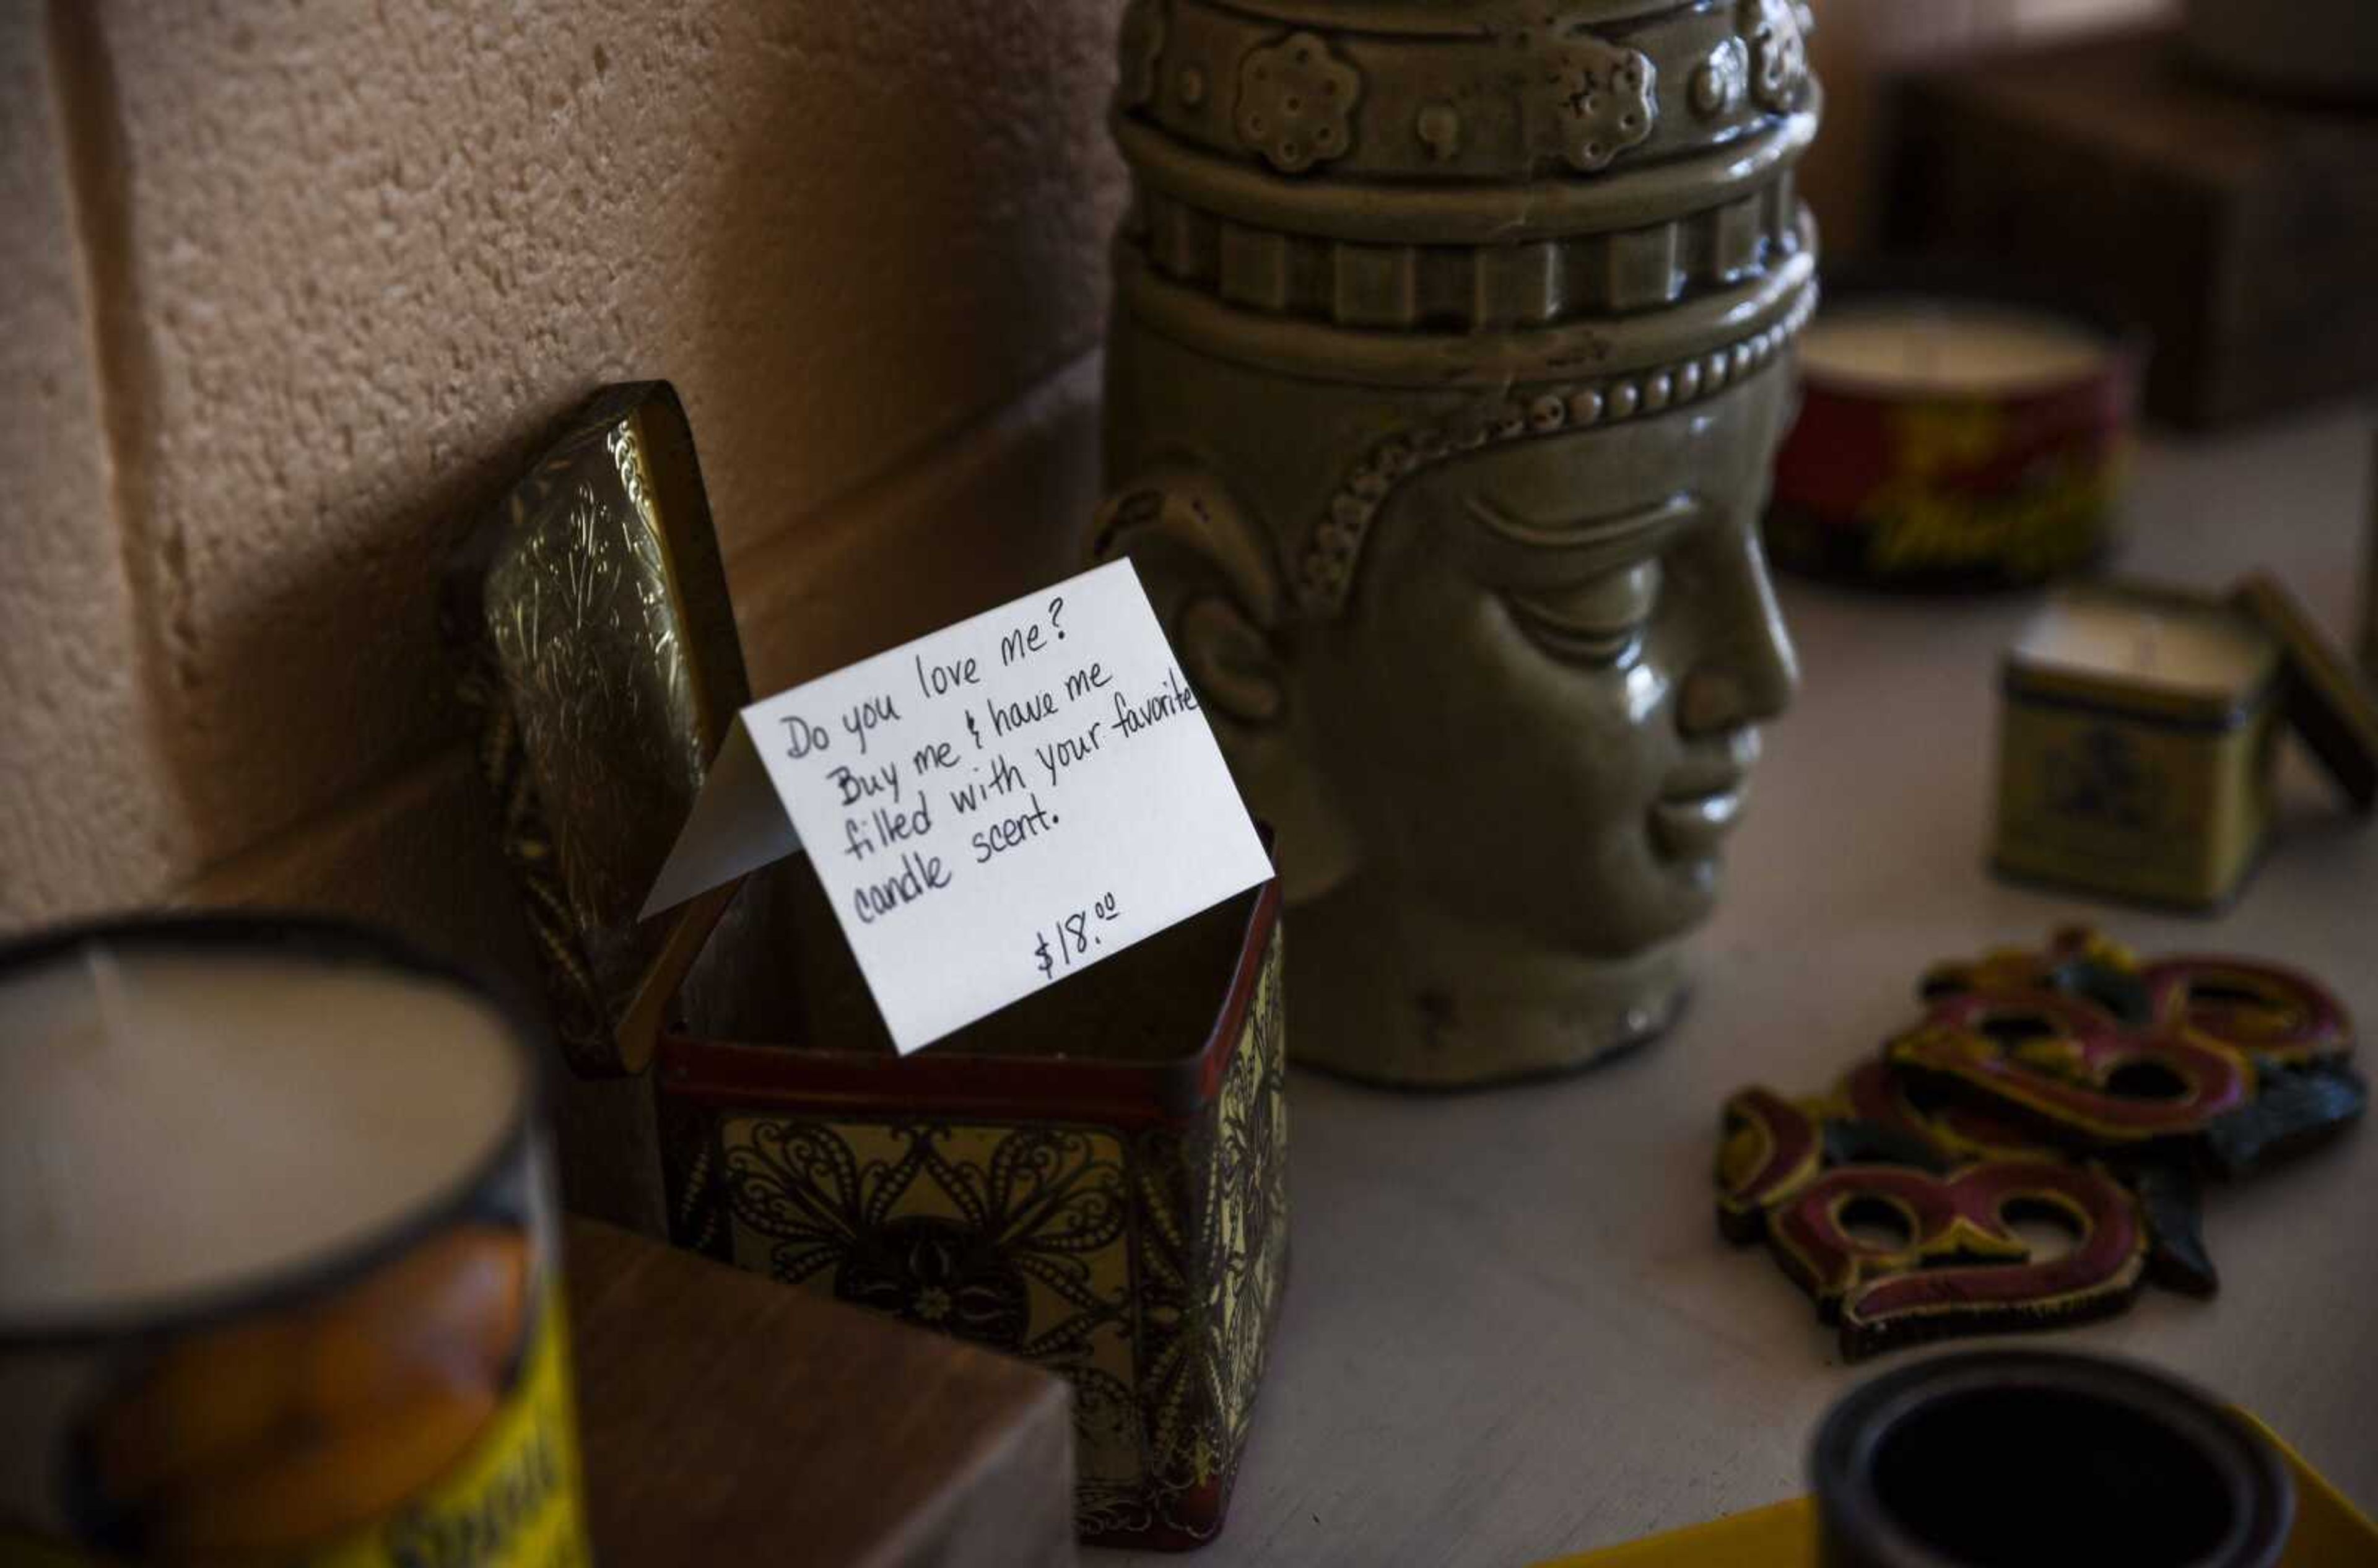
311;1294;589;1568
1994;697;2274;907
6;1295;588;1568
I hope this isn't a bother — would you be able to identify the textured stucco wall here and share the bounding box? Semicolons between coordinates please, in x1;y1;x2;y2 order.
1;1;1125;970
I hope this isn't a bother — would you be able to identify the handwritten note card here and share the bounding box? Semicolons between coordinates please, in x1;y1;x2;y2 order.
643;559;1272;1054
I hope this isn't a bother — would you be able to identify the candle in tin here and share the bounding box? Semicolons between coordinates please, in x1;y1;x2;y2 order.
1767;282;2141;588
0;917;588;1567
1994;583;2281;910
1994;575;2378;910
1795;300;2115;397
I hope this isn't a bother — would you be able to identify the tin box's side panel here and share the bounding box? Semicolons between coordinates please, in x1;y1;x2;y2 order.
698;1112;1144;1518
1095;924;1291;1549
1206;927;1291;1482
2210;710;2280;900
1994;697;2255;907
647;923;1289;1549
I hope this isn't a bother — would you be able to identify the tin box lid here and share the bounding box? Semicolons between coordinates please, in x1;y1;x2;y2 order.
2006;582;2280;727
2233;572;2378;814
443;382;751;1076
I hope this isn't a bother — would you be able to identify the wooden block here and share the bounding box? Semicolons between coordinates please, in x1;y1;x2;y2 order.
564;1219;1076;1568
1884;28;2378;429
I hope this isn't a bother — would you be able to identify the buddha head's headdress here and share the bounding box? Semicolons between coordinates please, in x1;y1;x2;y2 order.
1101;0;1822;615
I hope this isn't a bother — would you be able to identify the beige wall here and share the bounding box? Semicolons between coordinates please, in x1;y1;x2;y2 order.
1;0;2175;957
1801;0;2172;256
1;2;1126;984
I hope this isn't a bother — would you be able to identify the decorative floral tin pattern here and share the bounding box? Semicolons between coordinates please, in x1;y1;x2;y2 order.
443;382;750;1078
720;1118;1143;1492
1089;929;1289;1542
672;925;1288;1547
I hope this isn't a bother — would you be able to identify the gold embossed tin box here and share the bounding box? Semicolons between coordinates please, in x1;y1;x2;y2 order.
1992;576;2378;910
1994;582;2282;909
442;383;1289;1549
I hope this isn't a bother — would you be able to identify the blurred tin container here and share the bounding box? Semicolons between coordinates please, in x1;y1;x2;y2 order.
1768;271;2143;590
1993;577;2377;909
442;382;1288;1549
0;914;586;1568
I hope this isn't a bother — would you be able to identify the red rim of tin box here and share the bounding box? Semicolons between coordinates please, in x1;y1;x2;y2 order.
655;875;1281;1129
1767;263;2148;591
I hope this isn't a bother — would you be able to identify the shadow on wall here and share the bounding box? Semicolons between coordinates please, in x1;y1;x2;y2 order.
698;6;1125;684
87;1;1121;932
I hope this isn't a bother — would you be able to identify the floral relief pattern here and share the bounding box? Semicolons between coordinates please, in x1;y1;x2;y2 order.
1118;0;1167;110
1532;30;1657;173
1236;31;1360;173
1690;37;1749;119
1741;0;1810;111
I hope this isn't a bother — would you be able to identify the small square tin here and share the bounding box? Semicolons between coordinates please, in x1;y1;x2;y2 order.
444;383;1288;1548
1994;573;2378;909
1994;583;2282;908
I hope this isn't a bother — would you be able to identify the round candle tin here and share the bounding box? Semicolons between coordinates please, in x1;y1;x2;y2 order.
1767;270;2144;590
1813;1350;2292;1568
0;915;588;1567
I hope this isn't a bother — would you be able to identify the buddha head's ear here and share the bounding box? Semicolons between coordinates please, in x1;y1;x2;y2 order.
1091;466;1289;730
1090;465;1359;900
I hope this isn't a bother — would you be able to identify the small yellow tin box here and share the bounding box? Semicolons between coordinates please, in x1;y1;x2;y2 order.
1993;577;2377;908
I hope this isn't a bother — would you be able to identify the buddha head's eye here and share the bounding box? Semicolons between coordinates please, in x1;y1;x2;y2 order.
1500;559;1661;667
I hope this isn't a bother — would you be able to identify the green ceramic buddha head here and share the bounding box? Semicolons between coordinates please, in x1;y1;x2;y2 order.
1095;0;1821;1086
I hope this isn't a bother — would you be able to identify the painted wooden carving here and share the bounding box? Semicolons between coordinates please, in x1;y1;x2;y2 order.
1717;1086;2146;1359
1716;928;2364;1359
1894;935;2365;1174
1770;1159;2145;1361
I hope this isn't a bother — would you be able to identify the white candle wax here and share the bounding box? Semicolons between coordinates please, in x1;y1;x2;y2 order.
1799;298;2113;396
0;943;525;1327
2015;591;2271;698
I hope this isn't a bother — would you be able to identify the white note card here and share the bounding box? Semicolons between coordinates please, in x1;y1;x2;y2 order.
642;559;1273;1054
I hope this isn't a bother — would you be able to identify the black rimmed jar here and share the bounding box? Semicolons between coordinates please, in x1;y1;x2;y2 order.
1813;1350;2293;1568
0;913;589;1567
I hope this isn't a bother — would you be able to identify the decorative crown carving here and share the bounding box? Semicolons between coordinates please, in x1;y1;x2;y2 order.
1531;31;1658;172
1104;0;1826;617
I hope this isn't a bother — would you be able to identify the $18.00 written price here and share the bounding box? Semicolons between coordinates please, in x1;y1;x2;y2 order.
1034;892;1121;980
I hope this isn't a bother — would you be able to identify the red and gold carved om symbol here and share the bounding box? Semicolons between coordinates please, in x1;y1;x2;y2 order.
1898;931;2359;1172
1718;1087;2143;1359
1715;928;2364;1361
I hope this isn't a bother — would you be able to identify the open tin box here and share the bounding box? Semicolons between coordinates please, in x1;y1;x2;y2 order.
442;383;1288;1549
1993;576;2378;910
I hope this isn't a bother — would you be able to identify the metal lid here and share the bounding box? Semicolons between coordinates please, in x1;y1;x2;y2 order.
2233;572;2378;814
2004;581;2280;730
442;383;750;1075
